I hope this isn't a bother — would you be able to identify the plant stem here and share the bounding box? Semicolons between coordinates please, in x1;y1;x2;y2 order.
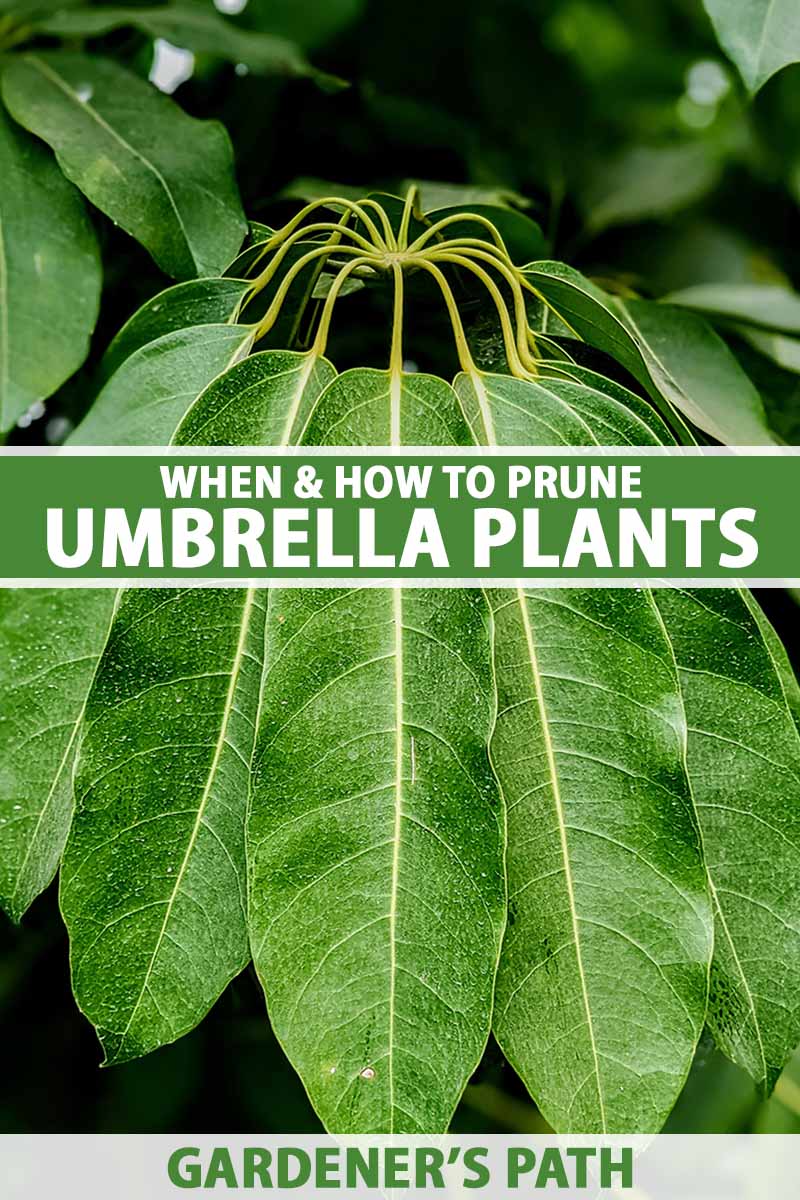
310;257;375;359
389;261;405;377
414;259;479;376
397;184;419;252
428;250;535;377
358;198;398;252
439;244;540;365
408;210;512;257
249;244;374;341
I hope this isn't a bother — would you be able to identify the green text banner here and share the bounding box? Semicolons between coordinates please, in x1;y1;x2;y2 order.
1;447;797;585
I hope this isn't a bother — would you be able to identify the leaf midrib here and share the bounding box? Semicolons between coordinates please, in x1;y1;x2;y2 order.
388;586;404;1131
387;361;403;1130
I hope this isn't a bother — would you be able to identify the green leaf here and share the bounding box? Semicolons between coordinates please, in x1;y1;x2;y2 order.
56;319;337;1064
453;371;712;1132
522;263;691;438
249;585;504;1133
736;327;800;375
0;590;118;922
303;367;474;445
60;588;265;1064
248;367;506;1132
99;278;250;383
454;371;674;448
0;105;101;431
664;284;800;334
532;364;678;445
524;262;646;373
524;262;773;444
489;587;712;1132
70;323;253;445
0;309;249;925
404;179;530;212
2;53;247;279
280;178;366;205
620;301;774;446
704;0;800;95
35;5;338;86
0;317;250;920
730;339;800;445
654;588;800;1093
176;350;336;447
578;143;723;234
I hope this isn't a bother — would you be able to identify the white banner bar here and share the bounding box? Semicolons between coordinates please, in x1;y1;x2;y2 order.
1;1134;797;1199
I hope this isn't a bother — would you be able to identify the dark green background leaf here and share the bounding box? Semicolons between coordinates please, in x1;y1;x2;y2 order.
0;590;118;923
704;0;800;95
2;53;246;279
0;106;101;431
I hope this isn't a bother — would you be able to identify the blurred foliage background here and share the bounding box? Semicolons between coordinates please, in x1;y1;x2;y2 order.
3;0;800;1133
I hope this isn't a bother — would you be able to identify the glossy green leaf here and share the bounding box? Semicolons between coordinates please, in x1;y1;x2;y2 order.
2;53;247;279
0;590;118;922
534;362;681;444
704;0;800;94
0;314;249;922
525;262;773;444
404;179;530;212
176;350;336;447
55;320;336;1065
0;318;250;917
664;284;800;334
34;5;333;84
654;588;800;1094
522;262;688;437
60;588;265;1064
454;371;673;448
489;587;712;1132
454;371;712;1133
524;262;646;376
71;323;253;445
730;340;800;446
248;367;506;1132
99;279;250;383
303;367;473;445
0;106;101;431
532;363;678;445
620;301;774;446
